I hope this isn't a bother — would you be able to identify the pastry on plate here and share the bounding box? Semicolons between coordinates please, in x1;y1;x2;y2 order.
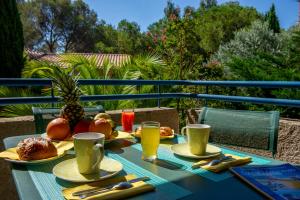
16;137;58;161
160;127;173;136
134;126;174;138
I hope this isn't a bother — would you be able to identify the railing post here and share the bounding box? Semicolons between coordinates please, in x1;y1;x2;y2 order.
157;84;161;108
51;80;55;108
204;85;208;106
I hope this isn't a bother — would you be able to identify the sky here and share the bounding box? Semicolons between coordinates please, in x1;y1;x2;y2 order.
84;0;299;32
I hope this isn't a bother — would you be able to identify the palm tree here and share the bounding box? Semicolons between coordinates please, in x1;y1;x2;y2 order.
1;53;166;117
120;53;167;108
0;87;47;117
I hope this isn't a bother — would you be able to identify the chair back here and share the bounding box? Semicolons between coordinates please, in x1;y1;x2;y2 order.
32;105;105;134
198;107;279;156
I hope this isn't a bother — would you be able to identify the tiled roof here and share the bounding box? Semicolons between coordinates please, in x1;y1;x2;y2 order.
26;50;131;67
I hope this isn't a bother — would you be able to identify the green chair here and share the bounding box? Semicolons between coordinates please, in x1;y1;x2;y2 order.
32;105;105;135
198;107;279;156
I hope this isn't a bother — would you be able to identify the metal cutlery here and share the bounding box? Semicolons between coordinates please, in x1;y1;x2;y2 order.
72;176;150;197
78;181;133;199
192;154;233;169
207;155;233;166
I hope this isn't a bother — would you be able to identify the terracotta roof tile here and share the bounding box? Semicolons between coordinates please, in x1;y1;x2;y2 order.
26;50;131;67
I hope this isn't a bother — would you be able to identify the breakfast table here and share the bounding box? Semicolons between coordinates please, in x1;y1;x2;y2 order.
4;133;285;200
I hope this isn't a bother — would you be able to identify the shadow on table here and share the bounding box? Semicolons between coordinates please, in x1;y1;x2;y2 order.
105;139;136;155
146;158;186;171
173;154;199;162
160;135;179;145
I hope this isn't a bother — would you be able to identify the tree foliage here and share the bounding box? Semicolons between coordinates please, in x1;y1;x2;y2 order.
212;20;300;117
145;1;260;82
117;20;145;54
213;21;289;70
200;0;217;10
0;0;24;77
265;3;280;33
19;0;98;53
195;2;261;55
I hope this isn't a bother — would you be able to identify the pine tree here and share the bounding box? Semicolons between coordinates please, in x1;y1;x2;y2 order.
0;0;24;77
200;0;217;10
265;3;280;33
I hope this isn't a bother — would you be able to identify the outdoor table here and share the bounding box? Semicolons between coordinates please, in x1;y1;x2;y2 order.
4;134;284;200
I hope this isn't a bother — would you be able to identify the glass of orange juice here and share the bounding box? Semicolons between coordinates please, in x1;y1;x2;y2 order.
141;121;160;161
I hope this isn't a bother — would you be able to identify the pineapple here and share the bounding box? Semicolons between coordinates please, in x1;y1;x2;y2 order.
50;66;85;130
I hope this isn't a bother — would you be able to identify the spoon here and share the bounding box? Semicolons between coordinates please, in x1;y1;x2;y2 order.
79;181;133;199
207;155;233;166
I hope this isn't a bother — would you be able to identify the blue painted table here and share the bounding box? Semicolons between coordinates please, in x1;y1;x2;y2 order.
4;134;284;200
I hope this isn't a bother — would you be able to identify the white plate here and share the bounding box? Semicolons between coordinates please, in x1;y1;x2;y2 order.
171;143;221;159
5;153;66;165
53;157;123;183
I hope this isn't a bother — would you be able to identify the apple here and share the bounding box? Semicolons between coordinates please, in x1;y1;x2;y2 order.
89;118;112;139
73;119;92;134
94;113;111;120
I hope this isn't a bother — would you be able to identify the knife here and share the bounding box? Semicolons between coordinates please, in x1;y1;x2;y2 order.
72;176;150;196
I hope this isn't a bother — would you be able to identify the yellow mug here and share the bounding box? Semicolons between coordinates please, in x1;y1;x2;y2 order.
181;124;210;155
73;132;104;174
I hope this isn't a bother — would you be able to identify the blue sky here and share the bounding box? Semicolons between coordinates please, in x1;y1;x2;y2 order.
84;0;298;32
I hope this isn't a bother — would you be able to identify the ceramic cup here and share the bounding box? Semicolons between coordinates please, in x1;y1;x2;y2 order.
181;124;211;155
73;132;105;174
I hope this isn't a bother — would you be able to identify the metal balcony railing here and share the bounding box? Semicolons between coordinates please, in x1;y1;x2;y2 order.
0;78;300;107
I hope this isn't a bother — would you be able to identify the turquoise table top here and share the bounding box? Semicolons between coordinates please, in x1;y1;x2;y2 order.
4;134;284;200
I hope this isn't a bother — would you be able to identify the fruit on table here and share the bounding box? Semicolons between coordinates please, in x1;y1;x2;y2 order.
89;118;112;139
111;130;118;137
73;119;91;134
46;118;71;140
51;65;85;130
106;119;115;129
94;113;111;120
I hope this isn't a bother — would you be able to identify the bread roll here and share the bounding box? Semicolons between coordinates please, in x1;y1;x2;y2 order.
135;126;173;137
16;137;58;161
160;127;173;136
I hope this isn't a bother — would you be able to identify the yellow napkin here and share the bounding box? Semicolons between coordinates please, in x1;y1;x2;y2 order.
62;174;155;200
192;154;252;173
109;131;134;140
0;141;74;161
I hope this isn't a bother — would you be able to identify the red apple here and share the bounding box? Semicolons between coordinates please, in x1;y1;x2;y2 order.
89;118;112;139
73;119;92;134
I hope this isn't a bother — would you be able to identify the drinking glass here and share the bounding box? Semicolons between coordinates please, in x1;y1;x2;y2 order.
121;110;135;132
141;121;160;161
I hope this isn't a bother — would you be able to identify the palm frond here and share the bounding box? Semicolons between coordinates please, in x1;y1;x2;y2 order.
0;87;48;117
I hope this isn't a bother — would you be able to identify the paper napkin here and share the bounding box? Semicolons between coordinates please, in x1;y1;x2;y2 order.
192;154;252;173
62;174;155;200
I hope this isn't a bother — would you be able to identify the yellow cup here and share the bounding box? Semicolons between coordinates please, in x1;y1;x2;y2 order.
73;132;104;174
141;121;160;161
181;124;210;155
